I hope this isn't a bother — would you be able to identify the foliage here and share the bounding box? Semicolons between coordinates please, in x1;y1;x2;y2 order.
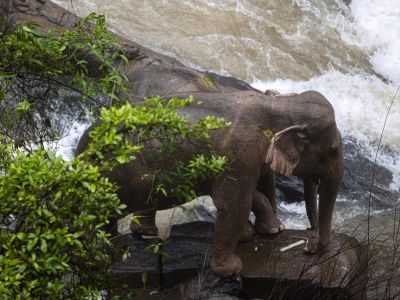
0;142;125;299
0;12;130;299
0;13;128;149
0;10;229;299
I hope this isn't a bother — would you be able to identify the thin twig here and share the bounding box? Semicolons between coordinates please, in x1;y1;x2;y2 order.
367;85;400;255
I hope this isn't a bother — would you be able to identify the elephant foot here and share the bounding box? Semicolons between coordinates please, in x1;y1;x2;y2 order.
255;216;285;235
238;221;255;242
304;236;328;254
210;253;242;277
306;226;318;232
130;222;159;237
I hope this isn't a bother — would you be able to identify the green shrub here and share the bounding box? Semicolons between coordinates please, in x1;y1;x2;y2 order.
0;13;128;147
0;143;125;299
0;11;229;298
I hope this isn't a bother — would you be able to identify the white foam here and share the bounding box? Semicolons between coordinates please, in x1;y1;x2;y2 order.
53;121;89;160
350;0;400;84
278;202;308;229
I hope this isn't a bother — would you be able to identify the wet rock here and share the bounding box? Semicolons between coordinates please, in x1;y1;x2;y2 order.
132;273;241;300
163;221;214;287
162;273;242;300
237;229;367;300
342;0;352;6
111;234;162;289
160;222;367;299
10;0;77;30
341;138;400;209
276;175;305;203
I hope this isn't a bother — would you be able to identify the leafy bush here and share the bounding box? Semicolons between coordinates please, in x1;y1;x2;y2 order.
0;13;128;148
0;143;125;299
0;10;229;298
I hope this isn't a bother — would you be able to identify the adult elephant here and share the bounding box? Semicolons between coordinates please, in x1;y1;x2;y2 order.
76;89;343;277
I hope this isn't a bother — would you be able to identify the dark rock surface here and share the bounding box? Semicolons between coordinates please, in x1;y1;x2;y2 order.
113;222;367;299
342;0;352;6
163;221;214;287
276;174;305;203
112;234;162;289
341;138;399;209
236;229;367;300
162;273;242;300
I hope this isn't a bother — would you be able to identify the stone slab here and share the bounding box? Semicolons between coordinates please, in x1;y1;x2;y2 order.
162;221;214;288
162;222;367;299
236;229;367;299
112;234;162;289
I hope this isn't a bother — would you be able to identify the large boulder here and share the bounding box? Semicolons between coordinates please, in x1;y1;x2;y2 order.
113;221;367;299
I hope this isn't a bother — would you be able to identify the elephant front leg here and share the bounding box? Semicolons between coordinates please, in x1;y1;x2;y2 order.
304;176;318;231
305;175;341;254
210;176;254;277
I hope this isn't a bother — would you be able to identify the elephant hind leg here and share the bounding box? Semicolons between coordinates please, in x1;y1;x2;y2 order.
252;190;285;235
130;209;159;237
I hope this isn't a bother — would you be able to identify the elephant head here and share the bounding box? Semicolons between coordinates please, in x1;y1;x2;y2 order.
258;91;343;252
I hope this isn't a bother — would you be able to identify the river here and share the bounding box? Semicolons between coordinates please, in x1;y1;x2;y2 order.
51;0;400;294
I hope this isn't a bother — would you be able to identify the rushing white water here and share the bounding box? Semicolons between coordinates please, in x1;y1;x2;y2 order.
54;121;89;159
51;0;400;231
350;0;400;84
52;0;400;145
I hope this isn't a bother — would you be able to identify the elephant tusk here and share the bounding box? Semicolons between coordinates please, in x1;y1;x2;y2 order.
279;238;308;252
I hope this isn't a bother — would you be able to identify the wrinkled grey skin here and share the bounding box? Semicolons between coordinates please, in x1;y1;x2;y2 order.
76;88;343;277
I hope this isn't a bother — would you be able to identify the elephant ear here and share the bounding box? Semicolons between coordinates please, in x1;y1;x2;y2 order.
266;125;308;176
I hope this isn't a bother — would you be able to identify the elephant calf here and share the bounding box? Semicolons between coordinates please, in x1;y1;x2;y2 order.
76;90;343;277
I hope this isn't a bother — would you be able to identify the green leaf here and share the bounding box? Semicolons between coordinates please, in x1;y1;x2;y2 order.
40;240;47;253
15;101;32;113
27;238;38;251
